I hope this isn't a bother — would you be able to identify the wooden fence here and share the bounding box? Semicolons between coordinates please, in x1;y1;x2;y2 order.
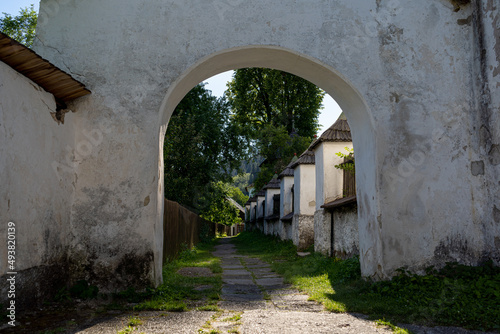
163;199;245;262
163;199;215;262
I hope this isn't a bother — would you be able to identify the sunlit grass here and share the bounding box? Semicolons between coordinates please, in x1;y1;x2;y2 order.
233;231;500;332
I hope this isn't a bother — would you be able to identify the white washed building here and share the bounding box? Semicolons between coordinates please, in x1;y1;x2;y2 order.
291;150;316;250
310;114;355;255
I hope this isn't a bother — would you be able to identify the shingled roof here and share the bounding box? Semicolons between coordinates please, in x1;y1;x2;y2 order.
0;32;91;110
263;174;281;189
255;189;266;197
278;155;298;179
310;113;351;150
291;149;315;169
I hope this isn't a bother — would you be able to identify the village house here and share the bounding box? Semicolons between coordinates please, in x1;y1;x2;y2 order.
263;175;281;236
310;114;356;256
278;156;297;241
290;149;316;250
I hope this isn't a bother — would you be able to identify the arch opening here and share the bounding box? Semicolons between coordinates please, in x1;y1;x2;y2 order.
156;45;380;278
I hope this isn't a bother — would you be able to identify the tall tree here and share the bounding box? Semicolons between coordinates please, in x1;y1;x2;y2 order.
0;5;37;48
226;68;324;190
164;84;245;212
226;68;324;139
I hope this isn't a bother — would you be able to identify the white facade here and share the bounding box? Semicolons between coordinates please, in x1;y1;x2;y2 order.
256;195;266;219
0;61;76;305
250;201;257;222
265;188;281;217
315;142;353;209
314;141;354;255
280;176;294;218
292;163;316;249
294;164;316;216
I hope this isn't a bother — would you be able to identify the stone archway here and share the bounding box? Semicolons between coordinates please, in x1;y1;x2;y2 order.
28;0;498;291
157;45;379;279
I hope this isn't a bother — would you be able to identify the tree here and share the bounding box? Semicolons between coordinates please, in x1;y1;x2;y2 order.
0;5;37;48
200;182;243;226
164;84;245;211
226;68;324;139
226;68;324;190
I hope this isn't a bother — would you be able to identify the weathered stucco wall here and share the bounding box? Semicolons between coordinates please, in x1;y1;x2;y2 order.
294;164;316;216
333;204;360;259
27;0;500;291
314;142;353;209
279;176;294;218
314;141;353;255
0;61;75;306
265;188;280;217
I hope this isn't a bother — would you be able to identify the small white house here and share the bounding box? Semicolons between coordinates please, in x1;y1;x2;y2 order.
310;114;354;255
249;197;257;225
255;189;266;231
278;155;297;241
291;149;316;250
263;175;281;236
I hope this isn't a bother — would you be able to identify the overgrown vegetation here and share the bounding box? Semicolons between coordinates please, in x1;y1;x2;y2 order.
233;231;500;332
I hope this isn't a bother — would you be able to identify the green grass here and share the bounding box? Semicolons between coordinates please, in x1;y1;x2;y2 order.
232;231;500;332
122;239;222;312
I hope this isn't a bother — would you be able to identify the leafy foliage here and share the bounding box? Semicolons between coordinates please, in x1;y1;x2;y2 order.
227;68;324;138
252;124;311;190
199;182;243;226
0;5;37;48
164;84;245;211
334;147;355;174
226;68;324;190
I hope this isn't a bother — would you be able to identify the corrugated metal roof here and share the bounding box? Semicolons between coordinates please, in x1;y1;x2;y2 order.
291;149;315;168
0;32;90;109
310;113;352;150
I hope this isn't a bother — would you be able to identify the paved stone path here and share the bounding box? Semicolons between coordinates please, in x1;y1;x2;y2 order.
205;238;393;334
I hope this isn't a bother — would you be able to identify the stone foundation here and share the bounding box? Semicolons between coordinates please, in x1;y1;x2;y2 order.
314;209;332;256
292;215;314;251
332;204;359;259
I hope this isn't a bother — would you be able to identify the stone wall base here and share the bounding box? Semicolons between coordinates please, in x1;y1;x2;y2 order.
314;209;332;256
292;214;314;251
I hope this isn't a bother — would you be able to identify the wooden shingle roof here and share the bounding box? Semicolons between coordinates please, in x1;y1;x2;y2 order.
278;155;298;179
0;32;90;109
310;113;351;150
263;175;281;189
291;149;315;169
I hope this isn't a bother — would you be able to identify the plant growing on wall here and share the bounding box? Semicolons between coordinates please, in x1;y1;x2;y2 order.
334;147;355;174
